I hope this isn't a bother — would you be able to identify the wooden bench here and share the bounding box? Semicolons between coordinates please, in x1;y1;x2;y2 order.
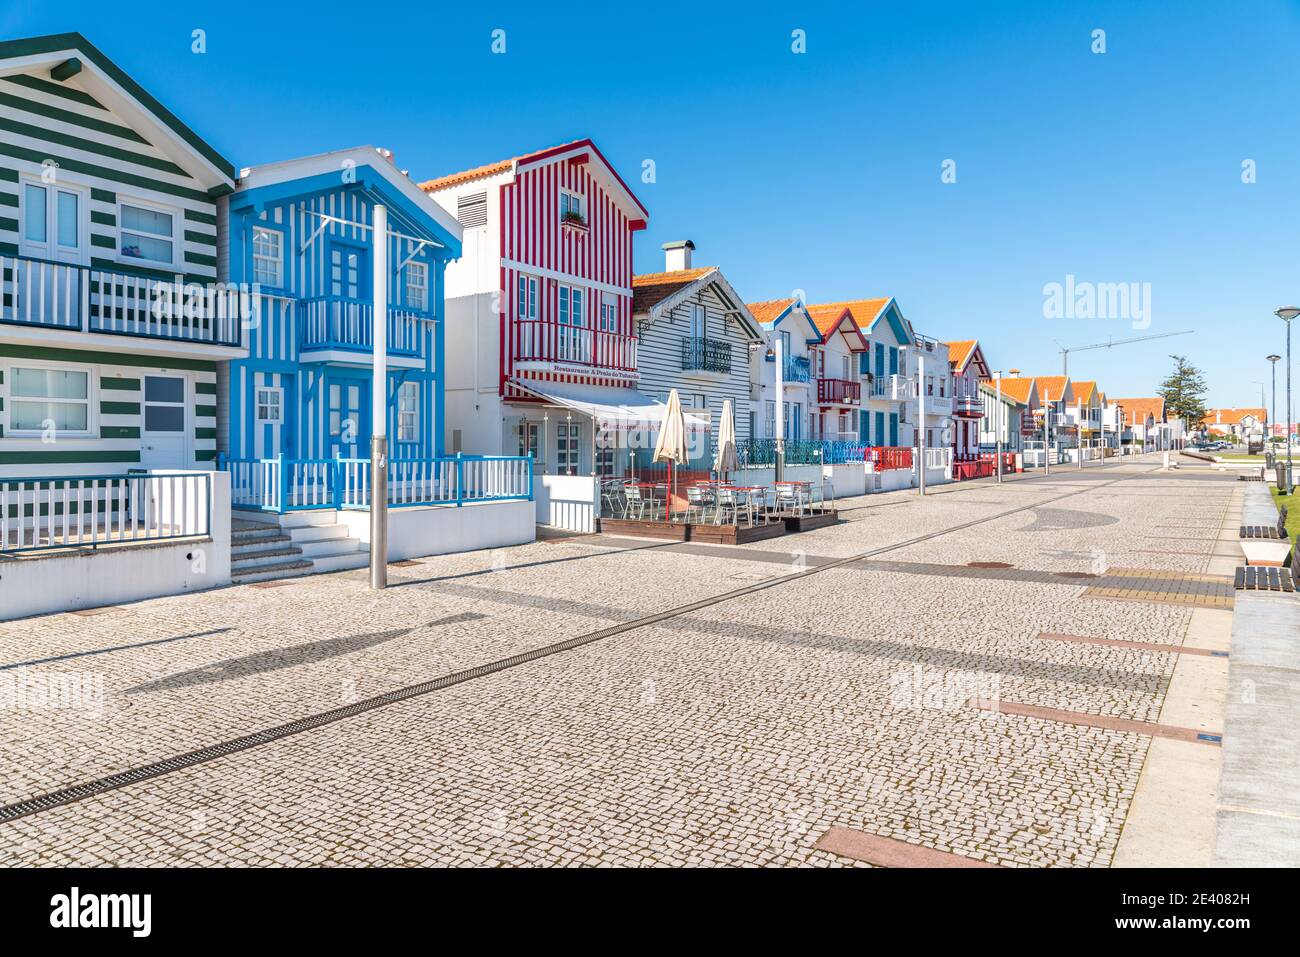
1240;505;1288;540
1235;563;1297;592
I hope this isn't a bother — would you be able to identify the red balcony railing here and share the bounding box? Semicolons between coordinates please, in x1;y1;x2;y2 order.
865;446;913;470
817;377;861;405
512;320;637;372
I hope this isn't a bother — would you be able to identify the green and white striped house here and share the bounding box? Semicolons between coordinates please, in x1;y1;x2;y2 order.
0;33;242;478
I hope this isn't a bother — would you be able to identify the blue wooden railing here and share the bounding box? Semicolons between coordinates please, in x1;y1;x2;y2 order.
220;453;532;513
737;439;867;466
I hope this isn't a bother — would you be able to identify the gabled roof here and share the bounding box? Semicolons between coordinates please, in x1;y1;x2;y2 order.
804;296;911;346
1034;376;1072;403
1109;397;1165;424
1200;407;1267;426
805;304;867;350
632;267;761;340
982;376;1036;406
0;32;236;189
746;298;821;340
232;146;464;254
417;138;648;222
1072;380;1099;404
944;341;978;372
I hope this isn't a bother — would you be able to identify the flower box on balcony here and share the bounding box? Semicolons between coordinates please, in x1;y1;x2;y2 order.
560;211;588;235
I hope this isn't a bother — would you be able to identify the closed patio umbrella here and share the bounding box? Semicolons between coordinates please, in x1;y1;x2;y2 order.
654;389;689;518
713;398;738;479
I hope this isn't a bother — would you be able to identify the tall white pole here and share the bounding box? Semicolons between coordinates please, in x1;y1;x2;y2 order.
369;204;389;589
995;371;1003;484
774;334;785;482
917;350;926;496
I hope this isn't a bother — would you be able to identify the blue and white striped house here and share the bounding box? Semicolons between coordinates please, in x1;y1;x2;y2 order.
223;147;463;465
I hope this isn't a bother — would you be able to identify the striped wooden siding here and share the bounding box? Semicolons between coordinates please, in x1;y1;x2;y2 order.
636;284;756;452
0;71;217;281
497;159;635;395
227;186;443;461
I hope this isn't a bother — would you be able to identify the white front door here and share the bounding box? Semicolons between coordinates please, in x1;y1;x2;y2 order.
140;374;189;469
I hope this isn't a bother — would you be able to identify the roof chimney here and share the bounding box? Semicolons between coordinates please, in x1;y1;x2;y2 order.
663;239;694;272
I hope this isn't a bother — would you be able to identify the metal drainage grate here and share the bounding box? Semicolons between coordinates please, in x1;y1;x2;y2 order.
1234;565;1297;592
967;561;1013;569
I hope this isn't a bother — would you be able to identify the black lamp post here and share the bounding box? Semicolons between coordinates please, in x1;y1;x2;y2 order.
1274;309;1298;493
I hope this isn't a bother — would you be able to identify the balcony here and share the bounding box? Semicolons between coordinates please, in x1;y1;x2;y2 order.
782;354;811;383
0;253;241;347
513;320;637;372
681;336;732;374
952;381;984;418
817;377;861;406
300;295;427;357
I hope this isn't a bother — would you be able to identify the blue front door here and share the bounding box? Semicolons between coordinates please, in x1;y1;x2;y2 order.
327;376;370;458
889;413;899;446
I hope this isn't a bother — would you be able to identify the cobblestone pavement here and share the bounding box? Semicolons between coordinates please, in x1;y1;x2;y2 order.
0;457;1238;866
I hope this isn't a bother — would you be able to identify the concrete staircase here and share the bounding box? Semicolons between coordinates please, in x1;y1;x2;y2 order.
231;510;368;584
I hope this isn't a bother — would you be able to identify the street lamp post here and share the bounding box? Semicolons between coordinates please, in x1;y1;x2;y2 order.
773;335;786;483
1267;354;1281;450
1275;308;1298;494
994;371;1003;484
369;204;388;590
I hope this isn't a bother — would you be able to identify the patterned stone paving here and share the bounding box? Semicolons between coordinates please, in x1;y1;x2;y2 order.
0;458;1241;867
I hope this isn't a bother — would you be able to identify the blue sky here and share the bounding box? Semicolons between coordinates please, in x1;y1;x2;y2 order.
9;0;1300;410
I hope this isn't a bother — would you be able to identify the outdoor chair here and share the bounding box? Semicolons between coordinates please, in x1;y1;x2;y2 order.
601;481;627;519
685;485;715;523
775;484;804;516
623;484;648;519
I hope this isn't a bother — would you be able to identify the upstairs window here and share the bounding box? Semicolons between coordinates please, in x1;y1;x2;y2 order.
256;387;283;423
405;261;429;312
252;227;283;288
517;275;538;320
120;202;175;266
560;190;585;226
599;298;617;332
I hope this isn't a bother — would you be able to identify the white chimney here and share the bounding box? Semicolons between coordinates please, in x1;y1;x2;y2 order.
663;239;694;272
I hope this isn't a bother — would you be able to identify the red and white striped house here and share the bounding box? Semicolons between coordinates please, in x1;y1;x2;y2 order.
420;140;651;475
943;339;991;459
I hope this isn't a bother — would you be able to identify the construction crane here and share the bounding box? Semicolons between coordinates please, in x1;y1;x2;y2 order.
1054;330;1194;376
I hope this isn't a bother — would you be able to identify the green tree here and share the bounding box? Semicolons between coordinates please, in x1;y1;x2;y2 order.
1158;354;1208;427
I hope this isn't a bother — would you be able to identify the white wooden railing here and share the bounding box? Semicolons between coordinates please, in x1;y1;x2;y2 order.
513;321;638;372
222;455;532;512
0;254;243;344
300;296;426;356
1;472;211;553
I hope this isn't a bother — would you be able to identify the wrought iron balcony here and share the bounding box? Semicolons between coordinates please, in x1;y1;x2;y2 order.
681;336;732;374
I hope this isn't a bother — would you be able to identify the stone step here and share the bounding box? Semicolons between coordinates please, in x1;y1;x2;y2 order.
310;550;370;573
231;558;315;584
297;538;364;560
231;529;292;546
231;545;305;568
286;523;351;544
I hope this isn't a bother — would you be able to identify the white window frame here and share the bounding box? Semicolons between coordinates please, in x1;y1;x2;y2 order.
517;274;539;321
599;296;617;332
560;189;584;224
19;175;89;265
5;361;96;437
404;260;429;313
255;386;284;424
117;195;181;270
252;225;285;290
398;381;420;443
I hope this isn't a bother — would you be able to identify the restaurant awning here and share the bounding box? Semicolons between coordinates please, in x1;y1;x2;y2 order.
509;379;709;432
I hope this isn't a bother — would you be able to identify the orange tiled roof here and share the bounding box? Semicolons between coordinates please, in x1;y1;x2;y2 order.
805;303;856;338
943;340;978;371
746;298;798;327
1200;407;1267;426
1072;380;1098;403
1109;397;1164;424
981;376;1035;405
806;298;890;332
631;267;718;314
1034;376;1071;402
417;140;588;193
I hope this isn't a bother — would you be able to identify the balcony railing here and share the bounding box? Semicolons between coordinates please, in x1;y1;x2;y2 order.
783;354;811;382
300;295;427;357
818;377;861;405
0;254;242;346
681;336;732;374
513;320;637;372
